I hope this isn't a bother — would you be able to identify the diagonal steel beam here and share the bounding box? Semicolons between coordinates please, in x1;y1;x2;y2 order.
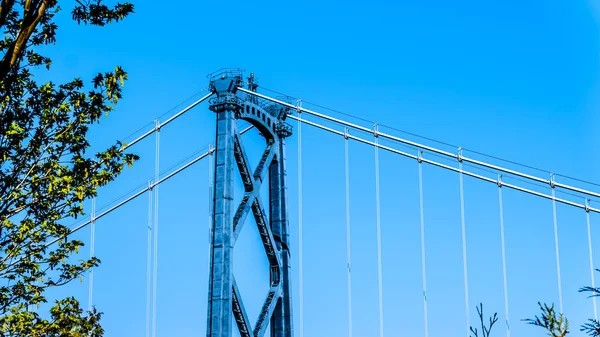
252;195;282;269
232;276;254;337
233;193;255;240
232;133;276;245
254;143;276;183
234;131;254;192
253;284;283;337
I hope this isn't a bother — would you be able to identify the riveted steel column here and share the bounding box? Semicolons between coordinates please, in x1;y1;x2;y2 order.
270;136;293;337
207;107;235;337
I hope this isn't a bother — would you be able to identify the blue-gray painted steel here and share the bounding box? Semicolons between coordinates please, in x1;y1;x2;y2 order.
207;105;235;337
206;69;293;337
270;137;294;337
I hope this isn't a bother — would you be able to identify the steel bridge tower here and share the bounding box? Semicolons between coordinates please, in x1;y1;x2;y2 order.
206;69;294;337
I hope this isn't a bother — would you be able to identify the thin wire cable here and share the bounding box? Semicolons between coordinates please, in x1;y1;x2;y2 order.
62;145;212;236
261;86;456;149
556;174;600;189
586;199;598;320
551;183;564;313
418;157;429;337
258;86;600;186
406;144;600;206
460;160;600;205
120;89;207;145
208;145;214;274
145;183;153;337
246;87;600;203
344;129;353;337
287;114;600;214
155;89;207;121
88;197;96;312
151;121;160;337
459;160;470;337
463;148;551;175
498;179;510;337
297;109;304;337
374;131;384;337
10;148;216;272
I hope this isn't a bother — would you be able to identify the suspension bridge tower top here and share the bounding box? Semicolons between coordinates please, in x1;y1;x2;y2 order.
207;68;293;140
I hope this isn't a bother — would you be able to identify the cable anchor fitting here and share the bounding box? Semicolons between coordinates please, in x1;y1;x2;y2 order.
497;174;503;188
344;127;350;140
549;173;556;189
586;198;591;213
154;119;161;132
373;123;379;138
457;147;463;163
295;99;303;114
417;150;423;164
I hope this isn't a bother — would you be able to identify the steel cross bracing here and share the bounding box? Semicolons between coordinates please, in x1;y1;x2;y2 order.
206;69;293;337
231;127;281;336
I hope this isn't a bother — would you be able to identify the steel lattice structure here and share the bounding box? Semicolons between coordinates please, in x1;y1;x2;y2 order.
206;69;294;337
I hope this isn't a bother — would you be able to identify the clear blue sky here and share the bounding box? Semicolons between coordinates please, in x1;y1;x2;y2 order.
40;1;600;336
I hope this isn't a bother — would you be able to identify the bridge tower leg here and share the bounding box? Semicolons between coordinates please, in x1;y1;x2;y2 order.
206;69;294;337
270;136;294;337
206;75;237;337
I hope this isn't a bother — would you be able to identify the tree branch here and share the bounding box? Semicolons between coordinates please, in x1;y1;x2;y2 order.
0;0;15;30
0;0;49;76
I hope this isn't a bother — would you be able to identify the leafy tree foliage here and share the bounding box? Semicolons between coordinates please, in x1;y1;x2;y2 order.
470;303;498;337
524;270;600;337
579;270;600;337
0;0;136;335
524;302;569;337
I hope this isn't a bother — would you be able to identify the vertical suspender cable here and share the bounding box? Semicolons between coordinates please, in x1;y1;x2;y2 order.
418;152;429;337
550;175;563;313
458;153;470;337
344;128;353;337
497;176;510;337
208;144;214;273
297;103;304;337
152;120;160;337
146;181;153;337
586;199;598;320
88;196;96;312
374;125;384;337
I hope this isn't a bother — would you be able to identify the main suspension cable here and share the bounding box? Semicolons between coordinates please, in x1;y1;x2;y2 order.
497;176;511;337
374;126;385;337
121;92;213;151
344;127;353;337
458;157;470;337
286;115;600;214
418;154;429;337
255;87;600;189
242;88;600;201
